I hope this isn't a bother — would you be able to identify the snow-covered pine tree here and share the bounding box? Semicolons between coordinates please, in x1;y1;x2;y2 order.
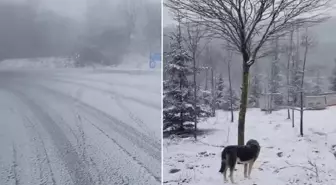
223;87;240;111
329;60;336;92
249;74;262;107
201;88;212;105
163;19;194;131
248;60;262;107
197;68;213;118
215;73;225;109
199;89;212;117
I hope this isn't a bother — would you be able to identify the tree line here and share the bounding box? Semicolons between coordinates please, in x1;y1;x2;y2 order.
0;0;161;66
163;0;334;142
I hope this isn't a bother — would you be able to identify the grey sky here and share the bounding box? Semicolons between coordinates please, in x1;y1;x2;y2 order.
163;1;336;27
40;0;86;20
163;3;173;27
1;0;160;21
41;0;160;20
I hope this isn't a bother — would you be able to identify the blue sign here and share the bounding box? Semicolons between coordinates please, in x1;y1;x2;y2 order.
149;52;161;68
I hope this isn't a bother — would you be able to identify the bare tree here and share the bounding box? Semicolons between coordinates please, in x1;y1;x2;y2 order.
224;48;234;122
183;22;208;140
211;67;216;116
299;28;315;136
291;26;301;128
204;44;217;116
286;29;295;119
165;0;331;145
269;29;281;114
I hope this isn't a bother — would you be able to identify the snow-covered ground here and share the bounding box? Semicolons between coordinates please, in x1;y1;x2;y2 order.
0;55;160;71
163;109;336;185
0;58;76;68
0;68;161;185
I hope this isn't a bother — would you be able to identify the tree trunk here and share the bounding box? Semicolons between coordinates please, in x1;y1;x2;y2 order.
211;68;216;117
179;76;184;131
300;91;303;136
287;102;291;119
300;30;309;137
193;57;197;140
292;108;295;128
228;59;234;122
205;68;208;90
238;63;250;146
287;30;294;119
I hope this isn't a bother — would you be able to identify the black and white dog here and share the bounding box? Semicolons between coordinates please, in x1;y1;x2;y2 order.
219;139;260;183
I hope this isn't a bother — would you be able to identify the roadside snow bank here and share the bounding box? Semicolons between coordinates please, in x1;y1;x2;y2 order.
0;57;76;68
0;54;161;72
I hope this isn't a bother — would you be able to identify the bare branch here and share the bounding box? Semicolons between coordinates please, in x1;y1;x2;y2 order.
165;0;332;65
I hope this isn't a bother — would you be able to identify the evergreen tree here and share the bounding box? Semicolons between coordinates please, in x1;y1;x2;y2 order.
163;22;194;131
223;88;240;111
199;89;213;117
329;60;336;92
249;75;262;107
215;74;225;109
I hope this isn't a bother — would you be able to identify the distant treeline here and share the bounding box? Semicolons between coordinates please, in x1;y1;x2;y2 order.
0;0;161;66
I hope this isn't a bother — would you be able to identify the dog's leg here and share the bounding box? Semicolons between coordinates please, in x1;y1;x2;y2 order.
244;164;248;178
220;159;229;182
229;168;235;184
223;166;228;182
247;161;255;178
228;154;236;184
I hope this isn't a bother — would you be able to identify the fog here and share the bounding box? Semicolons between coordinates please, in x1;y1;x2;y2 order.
163;4;336;92
0;0;161;66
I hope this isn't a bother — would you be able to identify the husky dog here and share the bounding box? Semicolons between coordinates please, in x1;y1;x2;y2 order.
219;139;260;183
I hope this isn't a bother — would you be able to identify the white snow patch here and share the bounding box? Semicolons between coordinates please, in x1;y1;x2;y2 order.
0;57;76;68
163;108;336;185
0;55;161;72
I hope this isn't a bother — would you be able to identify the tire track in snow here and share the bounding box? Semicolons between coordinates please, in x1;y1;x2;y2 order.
11;144;20;185
82;115;160;183
114;95;157;140
50;74;160;95
22;116;57;185
25;82;161;158
7;87;94;185
8;101;59;185
42;77;160;110
18;80;162;182
15;94;122;185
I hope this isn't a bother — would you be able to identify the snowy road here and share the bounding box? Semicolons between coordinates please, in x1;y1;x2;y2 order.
0;69;161;185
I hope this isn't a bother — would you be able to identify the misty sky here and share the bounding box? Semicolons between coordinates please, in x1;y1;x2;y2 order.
1;0;159;21
0;0;86;20
41;0;160;20
0;0;161;62
40;0;86;20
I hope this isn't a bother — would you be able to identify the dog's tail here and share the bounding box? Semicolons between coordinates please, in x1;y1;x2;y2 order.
219;160;226;173
219;153;229;173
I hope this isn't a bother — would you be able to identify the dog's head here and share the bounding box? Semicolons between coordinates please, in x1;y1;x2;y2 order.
246;139;260;150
